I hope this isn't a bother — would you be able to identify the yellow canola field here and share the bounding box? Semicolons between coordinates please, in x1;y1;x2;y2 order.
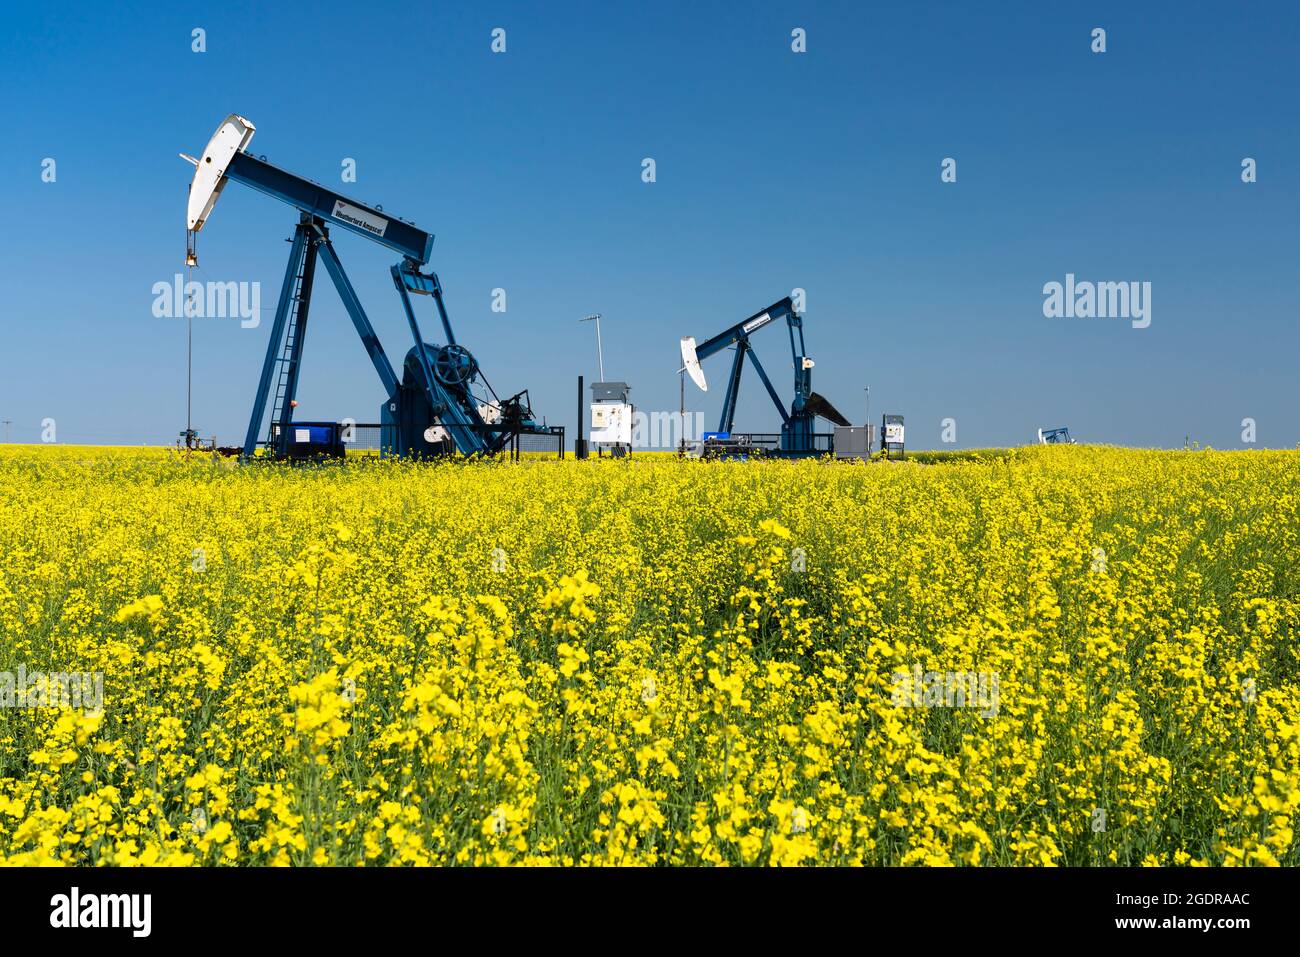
0;444;1297;866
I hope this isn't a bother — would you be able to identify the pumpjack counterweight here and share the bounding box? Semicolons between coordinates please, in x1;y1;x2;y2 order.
181;114;549;459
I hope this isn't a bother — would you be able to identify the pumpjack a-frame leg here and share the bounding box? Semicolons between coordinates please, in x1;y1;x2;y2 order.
313;232;400;398
274;222;320;440
743;347;791;429
243;216;315;458
719;342;747;434
242;217;404;460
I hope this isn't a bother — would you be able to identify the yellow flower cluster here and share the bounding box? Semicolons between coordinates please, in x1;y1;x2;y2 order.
0;443;1297;866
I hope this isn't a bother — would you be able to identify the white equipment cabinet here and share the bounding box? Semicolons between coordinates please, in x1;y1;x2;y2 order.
590;381;633;457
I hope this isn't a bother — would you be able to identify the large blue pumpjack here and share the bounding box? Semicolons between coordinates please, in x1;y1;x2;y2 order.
180;114;540;459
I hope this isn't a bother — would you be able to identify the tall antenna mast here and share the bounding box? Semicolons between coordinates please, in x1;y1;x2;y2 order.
580;314;605;380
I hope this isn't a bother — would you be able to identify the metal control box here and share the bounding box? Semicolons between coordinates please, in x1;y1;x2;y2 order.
833;425;871;459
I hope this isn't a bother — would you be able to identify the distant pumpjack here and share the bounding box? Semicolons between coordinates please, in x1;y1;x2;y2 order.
679;297;850;457
1038;427;1074;444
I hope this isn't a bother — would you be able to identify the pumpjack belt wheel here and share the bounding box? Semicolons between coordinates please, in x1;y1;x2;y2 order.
433;343;478;387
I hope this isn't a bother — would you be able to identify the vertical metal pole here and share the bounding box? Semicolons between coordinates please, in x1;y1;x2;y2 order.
864;385;871;452
576;375;585;459
184;252;196;456
580;315;604;382
186;301;192;455
678;371;685;458
184;224;198;457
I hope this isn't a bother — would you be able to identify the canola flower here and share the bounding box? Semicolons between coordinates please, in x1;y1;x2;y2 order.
0;444;1297;866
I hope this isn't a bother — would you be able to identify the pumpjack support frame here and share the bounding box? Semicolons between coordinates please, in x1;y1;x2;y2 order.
182;114;543;460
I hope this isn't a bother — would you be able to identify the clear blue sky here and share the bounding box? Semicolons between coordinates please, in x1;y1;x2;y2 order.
2;1;1297;448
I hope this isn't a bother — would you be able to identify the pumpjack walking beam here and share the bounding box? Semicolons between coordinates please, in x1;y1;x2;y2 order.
220;151;434;264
